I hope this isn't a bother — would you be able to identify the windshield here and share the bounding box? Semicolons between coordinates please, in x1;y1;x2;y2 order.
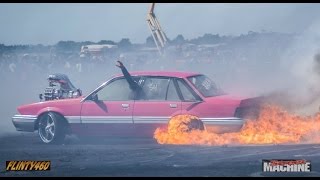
187;75;224;97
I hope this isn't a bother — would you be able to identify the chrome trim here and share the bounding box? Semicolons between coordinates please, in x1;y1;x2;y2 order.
201;117;242;120
65;116;81;124
201;117;244;125
133;116;169;124
12;114;37;132
63;115;243;125
12;118;36;123
81;116;133;124
134;121;168;124
132;116;243;124
12;115;37;120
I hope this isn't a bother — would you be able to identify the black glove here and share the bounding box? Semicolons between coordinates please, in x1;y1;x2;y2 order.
116;60;124;68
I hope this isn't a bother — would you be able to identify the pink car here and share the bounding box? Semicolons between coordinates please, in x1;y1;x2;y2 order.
12;71;260;144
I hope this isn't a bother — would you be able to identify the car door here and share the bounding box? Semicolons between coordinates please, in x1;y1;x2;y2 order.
177;78;212;117
80;77;135;136
132;77;182;136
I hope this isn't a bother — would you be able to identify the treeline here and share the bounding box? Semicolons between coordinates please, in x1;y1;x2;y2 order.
0;31;295;54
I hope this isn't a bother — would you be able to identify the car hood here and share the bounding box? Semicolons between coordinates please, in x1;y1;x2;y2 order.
17;97;84;115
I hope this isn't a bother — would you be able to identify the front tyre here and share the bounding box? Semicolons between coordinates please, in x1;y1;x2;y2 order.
38;112;66;144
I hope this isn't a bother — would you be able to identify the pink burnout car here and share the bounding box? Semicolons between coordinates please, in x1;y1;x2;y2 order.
12;68;260;144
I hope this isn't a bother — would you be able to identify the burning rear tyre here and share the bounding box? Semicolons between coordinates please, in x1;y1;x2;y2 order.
38;112;67;144
153;114;205;145
168;114;205;134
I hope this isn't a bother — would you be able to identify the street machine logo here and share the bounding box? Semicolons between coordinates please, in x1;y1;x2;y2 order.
262;159;311;172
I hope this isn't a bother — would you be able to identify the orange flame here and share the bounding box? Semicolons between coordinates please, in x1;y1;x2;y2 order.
154;105;320;146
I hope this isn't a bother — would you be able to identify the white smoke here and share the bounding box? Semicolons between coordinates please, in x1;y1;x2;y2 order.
265;20;320;115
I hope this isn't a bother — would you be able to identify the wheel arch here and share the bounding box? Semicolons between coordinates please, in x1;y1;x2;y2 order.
170;110;201;120
35;110;70;133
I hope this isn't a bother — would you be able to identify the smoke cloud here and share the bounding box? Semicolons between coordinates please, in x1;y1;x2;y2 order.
1;19;320;138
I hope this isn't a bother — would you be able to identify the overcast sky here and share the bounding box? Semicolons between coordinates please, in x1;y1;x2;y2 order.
1;3;320;45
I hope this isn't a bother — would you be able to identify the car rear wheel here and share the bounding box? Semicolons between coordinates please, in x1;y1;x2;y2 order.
187;118;205;131
168;115;205;134
38;112;66;144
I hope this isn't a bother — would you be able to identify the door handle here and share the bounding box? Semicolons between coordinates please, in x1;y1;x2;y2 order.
121;104;129;108
169;104;177;108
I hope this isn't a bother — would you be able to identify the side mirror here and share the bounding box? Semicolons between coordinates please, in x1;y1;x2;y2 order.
90;93;99;102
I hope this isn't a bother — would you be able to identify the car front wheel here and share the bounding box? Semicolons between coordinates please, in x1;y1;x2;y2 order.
38;112;66;144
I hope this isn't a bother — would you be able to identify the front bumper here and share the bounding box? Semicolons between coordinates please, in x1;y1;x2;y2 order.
12;115;37;132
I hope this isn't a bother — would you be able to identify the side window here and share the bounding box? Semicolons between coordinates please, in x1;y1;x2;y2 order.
166;79;180;101
177;79;197;101
141;77;170;101
97;78;133;101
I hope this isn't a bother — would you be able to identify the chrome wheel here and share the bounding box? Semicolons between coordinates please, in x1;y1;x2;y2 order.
39;113;56;143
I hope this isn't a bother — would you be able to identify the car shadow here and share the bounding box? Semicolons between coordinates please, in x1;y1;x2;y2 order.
63;134;158;146
0;132;158;146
